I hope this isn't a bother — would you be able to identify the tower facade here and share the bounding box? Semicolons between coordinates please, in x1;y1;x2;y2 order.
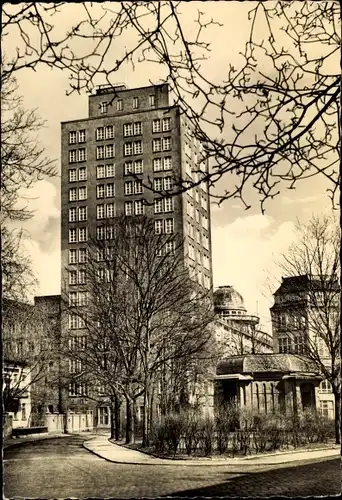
60;83;213;415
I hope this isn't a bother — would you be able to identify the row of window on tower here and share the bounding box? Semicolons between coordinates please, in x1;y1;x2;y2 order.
68;138;172;163
98;94;156;115
187;245;210;270
68;158;173;184
68;118;171;145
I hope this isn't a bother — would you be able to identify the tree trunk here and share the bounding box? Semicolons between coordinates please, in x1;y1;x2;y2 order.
110;398;115;440
125;396;135;444
142;383;149;448
333;389;341;445
114;393;121;441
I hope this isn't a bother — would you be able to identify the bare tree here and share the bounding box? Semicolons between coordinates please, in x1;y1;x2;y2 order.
271;214;340;443
2;2;339;209
3;298;60;424
1;72;56;300
63;215;214;444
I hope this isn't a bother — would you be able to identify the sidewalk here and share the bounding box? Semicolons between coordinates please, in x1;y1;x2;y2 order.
3;433;70;450
83;434;341;466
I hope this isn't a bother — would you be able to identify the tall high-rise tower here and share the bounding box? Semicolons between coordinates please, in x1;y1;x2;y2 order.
60;83;213;412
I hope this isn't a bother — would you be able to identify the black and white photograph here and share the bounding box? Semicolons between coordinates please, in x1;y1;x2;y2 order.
2;1;340;498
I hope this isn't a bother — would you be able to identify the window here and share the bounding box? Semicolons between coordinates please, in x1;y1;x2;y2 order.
69;169;77;182
79;248;87;263
203;234;209;250
320;400;333;418
116;99;123;111
21;403;27;421
125;201;133;216
78;187;87;200
124;142;133;156
106;163;115;177
69;228;77;243
78;270;86;284
96;226;105;240
69;358;82;372
149;95;155;107
134;159;143;174
154;199;163;214
188;222;194;239
319;380;332;393
155;220;163;234
97;205;105;219
78;167;87;181
278;337;291;354
163;137;171;151
69;292;78;307
106;183;115;197
152;119;161;133
69;270;77;285
69;249;77;264
106;203;115;218
196;249;202;263
97;185;105;198
105;144;114;158
69;150;77;163
202;215;208;230
133;96;139;109
162;117;171;131
78;130;86;143
69;207;77;222
100;102;108;114
124;161;133;175
203;254;210;270
78;207;87;222
153;158;162;172
165;218;174;234
154;178;163;191
134;122;142;135
165;240;175;254
96;127;104;141
134;141;143;154
96;145;105;159
78;227;87;242
107;225;115;239
69;131;77;144
195;209;200;223
134;180;143;194
97;165;105;179
105;126;114;139
125;181;134;195
124;123;133;137
135;200;144;215
196;229;201;244
164;157;172;170
164;177;173;191
164;197;174;212
153;138;161;152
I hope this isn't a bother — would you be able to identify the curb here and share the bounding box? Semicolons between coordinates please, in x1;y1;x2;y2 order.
82;438;340;467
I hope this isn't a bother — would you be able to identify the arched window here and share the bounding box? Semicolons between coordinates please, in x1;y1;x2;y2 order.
271;384;275;413
256;384;260;411
263;383;267;413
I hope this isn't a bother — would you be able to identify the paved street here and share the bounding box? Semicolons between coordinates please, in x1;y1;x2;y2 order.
4;435;341;498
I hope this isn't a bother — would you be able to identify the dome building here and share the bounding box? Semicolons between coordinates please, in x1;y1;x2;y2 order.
213;286;273;355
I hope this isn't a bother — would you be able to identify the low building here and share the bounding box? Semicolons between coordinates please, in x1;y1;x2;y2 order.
3;361;32;428
214;354;323;416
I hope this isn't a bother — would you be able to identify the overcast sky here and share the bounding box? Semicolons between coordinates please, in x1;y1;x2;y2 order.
4;2;334;333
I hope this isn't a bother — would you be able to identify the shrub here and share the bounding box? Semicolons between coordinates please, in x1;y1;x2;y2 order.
198;414;215;456
164;413;184;456
182;410;202;456
215;401;240;454
150;417;166;453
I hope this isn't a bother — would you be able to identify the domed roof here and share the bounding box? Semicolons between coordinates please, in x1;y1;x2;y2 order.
213;285;246;311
